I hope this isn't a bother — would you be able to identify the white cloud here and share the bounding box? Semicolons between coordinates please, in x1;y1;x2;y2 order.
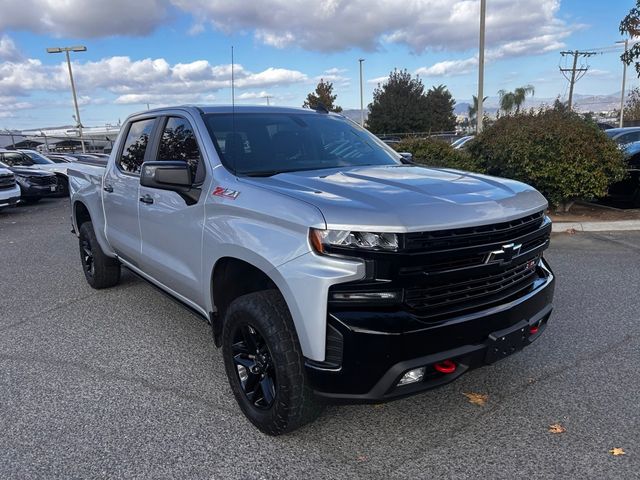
0;0;169;37
172;0;576;55
237;91;272;100
416;58;478;77
367;76;389;85
0;35;22;61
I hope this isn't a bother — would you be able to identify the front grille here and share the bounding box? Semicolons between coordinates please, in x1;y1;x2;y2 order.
0;174;15;189
404;211;545;252
404;258;540;317
29;175;57;186
330;210;551;320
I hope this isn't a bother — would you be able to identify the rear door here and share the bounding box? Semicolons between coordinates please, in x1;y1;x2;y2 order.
137;115;208;305
103;117;157;263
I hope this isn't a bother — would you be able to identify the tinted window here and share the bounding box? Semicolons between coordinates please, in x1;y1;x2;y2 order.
118;118;155;174
204;113;400;176
157;117;203;182
21;151;53;165
617;131;640;145
1;152;35;167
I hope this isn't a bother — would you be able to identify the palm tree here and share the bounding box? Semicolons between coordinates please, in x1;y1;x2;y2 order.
513;84;535;113
498;89;516;115
468;95;488;126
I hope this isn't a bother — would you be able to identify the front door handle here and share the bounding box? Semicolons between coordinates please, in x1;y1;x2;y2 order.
139;194;154;205
103;184;114;193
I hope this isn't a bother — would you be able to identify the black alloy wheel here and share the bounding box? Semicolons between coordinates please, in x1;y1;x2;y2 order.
80;236;95;279
231;323;277;409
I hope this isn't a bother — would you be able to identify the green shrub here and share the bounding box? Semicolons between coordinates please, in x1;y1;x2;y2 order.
393;137;484;173
467;109;627;211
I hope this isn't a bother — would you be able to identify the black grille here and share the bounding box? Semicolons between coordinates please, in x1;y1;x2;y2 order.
404;211;545;252
29;175;57;186
330;210;551;320
404;258;540;317
0;174;15;189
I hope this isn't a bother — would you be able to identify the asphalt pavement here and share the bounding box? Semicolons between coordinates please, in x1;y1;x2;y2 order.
0;198;638;479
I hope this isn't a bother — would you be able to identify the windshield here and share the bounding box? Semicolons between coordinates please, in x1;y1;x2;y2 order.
1;151;36;167
21;151;53;165
204;112;401;176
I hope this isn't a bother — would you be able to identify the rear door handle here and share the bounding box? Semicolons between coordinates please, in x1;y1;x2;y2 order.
103;184;114;193
139;194;154;205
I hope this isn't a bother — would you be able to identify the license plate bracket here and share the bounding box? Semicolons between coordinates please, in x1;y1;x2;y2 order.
485;320;529;364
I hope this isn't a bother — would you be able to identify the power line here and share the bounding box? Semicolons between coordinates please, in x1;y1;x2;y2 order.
559;50;598;109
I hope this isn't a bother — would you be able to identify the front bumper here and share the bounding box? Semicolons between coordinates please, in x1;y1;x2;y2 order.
306;259;555;402
0;194;19;208
18;183;61;198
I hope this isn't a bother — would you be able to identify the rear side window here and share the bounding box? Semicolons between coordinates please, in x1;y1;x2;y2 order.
118;118;155;174
157;117;204;183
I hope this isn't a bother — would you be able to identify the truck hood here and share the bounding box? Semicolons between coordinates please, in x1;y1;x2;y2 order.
243;165;548;232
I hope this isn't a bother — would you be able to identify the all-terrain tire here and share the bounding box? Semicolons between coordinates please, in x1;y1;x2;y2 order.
78;221;121;289
222;290;323;435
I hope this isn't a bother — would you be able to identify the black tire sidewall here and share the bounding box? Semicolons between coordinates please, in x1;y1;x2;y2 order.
78;222;120;289
221;290;319;435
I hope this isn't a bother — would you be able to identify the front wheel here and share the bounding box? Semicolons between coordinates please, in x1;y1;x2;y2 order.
78;221;121;289
222;290;322;435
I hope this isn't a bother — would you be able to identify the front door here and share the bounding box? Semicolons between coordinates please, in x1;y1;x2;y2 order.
137;115;208;306
103;117;157;263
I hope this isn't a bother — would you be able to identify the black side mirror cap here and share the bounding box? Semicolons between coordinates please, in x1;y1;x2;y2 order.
140;161;192;192
398;152;414;164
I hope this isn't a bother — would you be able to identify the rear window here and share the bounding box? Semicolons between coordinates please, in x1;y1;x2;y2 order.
117;118;155;174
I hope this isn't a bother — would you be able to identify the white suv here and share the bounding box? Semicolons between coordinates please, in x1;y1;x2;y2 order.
0;164;20;210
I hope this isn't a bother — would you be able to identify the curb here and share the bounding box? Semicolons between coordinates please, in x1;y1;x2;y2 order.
552;220;640;233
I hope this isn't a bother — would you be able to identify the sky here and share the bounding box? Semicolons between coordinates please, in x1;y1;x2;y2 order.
0;0;637;129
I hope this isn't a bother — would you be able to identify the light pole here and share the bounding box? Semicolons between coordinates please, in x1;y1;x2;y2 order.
476;0;486;133
47;46;87;153
617;39;629;128
359;58;365;126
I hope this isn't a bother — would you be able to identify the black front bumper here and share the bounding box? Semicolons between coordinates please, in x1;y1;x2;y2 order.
306;259;555;402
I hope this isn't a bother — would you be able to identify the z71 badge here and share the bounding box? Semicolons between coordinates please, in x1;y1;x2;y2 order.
212;186;240;199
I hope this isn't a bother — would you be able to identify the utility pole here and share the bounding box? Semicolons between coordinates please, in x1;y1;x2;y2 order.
617;39;629;128
262;95;272;106
358;58;365;126
559;50;597;110
47;46;87;153
476;0;486;133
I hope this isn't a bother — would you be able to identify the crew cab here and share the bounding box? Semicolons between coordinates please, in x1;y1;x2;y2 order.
68;106;555;435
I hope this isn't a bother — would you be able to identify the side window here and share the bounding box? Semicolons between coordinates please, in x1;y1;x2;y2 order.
2;152;34;167
158;117;204;183
118;118;155;174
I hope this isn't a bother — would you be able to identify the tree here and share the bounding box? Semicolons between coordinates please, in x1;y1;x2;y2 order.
468;95;487;128
303;79;342;112
366;69;430;134
424;84;457;132
498;89;516;115
624;87;640;121
498;85;534;115
513;85;535;113
620;2;640;75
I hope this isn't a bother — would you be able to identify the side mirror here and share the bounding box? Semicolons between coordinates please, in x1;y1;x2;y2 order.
398;152;414;164
140;161;191;192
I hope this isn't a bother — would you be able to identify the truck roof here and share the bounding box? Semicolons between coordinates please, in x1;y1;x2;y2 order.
135;105;341;117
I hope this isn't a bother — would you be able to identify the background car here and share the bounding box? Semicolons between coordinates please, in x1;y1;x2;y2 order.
604;127;640;146
0;164;21;210
0;155;61;203
45;154;74;163
0;149;70;195
605;141;640;206
451;135;475;149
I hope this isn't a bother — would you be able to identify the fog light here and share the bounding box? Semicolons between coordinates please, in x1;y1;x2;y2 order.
397;367;426;386
330;291;399;302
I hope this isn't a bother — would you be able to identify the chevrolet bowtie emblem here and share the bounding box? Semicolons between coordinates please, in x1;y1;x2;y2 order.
485;243;522;265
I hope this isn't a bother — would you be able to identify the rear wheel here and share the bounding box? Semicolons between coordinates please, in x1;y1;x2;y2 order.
222;290;322;435
78;222;121;289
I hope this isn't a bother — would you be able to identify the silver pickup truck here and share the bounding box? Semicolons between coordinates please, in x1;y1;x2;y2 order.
69;105;555;435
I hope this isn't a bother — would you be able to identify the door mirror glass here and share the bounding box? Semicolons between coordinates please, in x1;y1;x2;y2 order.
140;161;192;192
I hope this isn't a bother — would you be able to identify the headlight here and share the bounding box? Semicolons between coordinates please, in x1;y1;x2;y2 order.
310;228;399;253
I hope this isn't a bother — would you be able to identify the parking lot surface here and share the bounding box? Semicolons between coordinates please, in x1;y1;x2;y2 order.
1;198;638;479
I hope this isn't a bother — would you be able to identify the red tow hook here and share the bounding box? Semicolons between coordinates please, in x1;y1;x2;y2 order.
434;359;457;374
530;324;540;335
